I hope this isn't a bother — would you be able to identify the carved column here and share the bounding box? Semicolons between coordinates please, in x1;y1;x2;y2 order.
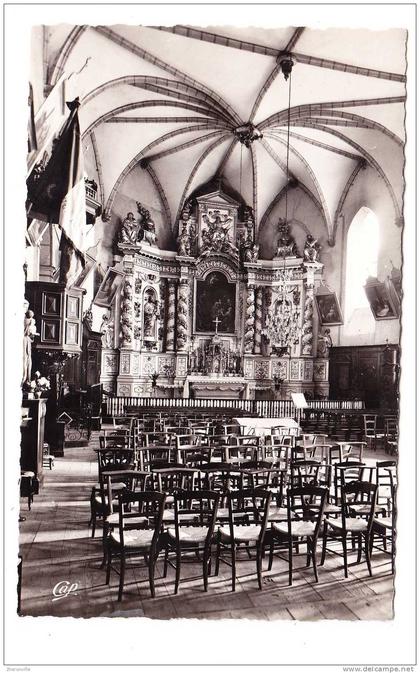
254;287;263;354
301;272;315;356
119;275;135;348
166;280;176;352
176;280;189;352
244;285;255;353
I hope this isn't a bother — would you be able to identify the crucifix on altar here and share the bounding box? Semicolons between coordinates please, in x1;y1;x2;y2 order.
213;315;221;335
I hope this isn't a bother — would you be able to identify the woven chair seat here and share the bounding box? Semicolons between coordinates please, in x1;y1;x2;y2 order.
219;524;261;543
327;517;368;532
273;520;316;537
168;525;209;544
110;529;154;548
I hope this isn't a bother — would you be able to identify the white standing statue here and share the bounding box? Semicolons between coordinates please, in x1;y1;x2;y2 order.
100;314;115;349
23;303;39;384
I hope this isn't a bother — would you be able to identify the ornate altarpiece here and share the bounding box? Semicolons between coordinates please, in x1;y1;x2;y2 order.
99;188;329;399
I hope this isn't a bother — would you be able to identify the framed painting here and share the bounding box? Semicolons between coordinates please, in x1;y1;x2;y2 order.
315;292;343;325
195;271;236;333
93;268;125;308
364;278;399;320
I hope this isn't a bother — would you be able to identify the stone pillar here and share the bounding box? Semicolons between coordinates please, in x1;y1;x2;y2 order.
254;286;263;354
301;272;315;356
166;280;176;351
176;280;189;351
244;284;255;354
119;275;134;348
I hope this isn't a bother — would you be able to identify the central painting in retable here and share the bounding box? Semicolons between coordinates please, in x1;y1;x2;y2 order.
195;271;236;333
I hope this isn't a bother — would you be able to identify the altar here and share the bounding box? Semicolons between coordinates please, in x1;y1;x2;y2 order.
187;375;247;399
97;183;330;401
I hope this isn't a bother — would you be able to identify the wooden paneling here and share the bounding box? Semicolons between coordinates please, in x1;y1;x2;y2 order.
329;345;399;409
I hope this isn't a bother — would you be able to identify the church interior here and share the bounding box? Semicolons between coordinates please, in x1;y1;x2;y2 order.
14;18;411;643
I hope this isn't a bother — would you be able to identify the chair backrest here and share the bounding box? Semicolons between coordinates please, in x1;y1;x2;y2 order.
201;463;243;493
363;414;377;436
175;434;199;449
341;481;378;531
376;460;397;513
227;488;271;545
384;416;398;439
338;442;366;462
105;470;152;513
287;485;328;538
173;490;220;545
117;490;166;549
154;468;197;495
328;444;343;464
290;460;323;488
97;448;135;479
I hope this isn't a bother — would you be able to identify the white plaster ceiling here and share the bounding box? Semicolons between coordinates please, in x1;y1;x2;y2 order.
38;24;407;243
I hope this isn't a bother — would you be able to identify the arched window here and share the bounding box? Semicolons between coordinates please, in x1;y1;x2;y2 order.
345;207;379;322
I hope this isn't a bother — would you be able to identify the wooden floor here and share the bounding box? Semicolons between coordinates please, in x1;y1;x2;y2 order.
19;433;395;621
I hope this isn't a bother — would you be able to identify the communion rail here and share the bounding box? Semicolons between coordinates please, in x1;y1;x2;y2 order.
105;396;364;420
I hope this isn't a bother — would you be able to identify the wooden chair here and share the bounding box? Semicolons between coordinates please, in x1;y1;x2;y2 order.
384;416;398;455
371;475;397;573
100;470;152;567
89;448;135;537
105;491;166;600
268;485;328;584
42;442;54;470
164;490;220;594
321;481;378;578
337;442;366;463
215;488;271;591
363;414;380;451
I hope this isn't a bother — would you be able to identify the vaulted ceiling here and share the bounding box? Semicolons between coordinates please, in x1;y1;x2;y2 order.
39;24;406;242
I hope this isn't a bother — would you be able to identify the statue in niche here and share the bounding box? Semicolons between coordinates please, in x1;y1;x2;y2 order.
143;292;158;339
136;201;158;246
276;219;298;258
177;222;191;256
100;313;115;349
303;234;321;262
22;302;39;384
119;212;139;244
317;328;332;357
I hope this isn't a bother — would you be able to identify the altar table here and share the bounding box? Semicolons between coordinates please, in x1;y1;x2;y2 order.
233;417;300;436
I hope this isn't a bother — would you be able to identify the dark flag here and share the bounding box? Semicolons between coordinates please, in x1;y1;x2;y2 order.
27;97;87;280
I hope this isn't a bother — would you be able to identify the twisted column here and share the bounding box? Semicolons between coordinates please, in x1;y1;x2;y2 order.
301;281;314;356
176;280;189;351
254;287;263;354
166;280;176;351
244;285;255;353
119;276;134;348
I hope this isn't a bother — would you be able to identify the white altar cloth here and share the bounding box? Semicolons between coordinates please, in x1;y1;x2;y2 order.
233;417;300;436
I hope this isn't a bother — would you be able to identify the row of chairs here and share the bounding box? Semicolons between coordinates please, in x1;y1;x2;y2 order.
102;475;396;601
90;442;397;599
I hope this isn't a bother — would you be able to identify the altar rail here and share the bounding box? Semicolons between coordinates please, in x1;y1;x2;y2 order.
105;396;364;419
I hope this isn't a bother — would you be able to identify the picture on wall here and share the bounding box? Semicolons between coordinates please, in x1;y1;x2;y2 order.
93;268;125;308
365;278;400;320
315;291;343;325
195;271;236;333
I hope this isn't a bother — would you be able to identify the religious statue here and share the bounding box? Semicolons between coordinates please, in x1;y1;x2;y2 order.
275;219;298;258
100;313;115;349
177;222;191;256
244;242;260;263
119;212;138;244
201;209;237;256
22;303;39;384
317;328;332;357
143;293;158;339
188;216;198;255
136;201;158;246
303;234;321;262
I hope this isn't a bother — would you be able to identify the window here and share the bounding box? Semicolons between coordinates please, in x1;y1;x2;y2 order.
345;207;379;322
